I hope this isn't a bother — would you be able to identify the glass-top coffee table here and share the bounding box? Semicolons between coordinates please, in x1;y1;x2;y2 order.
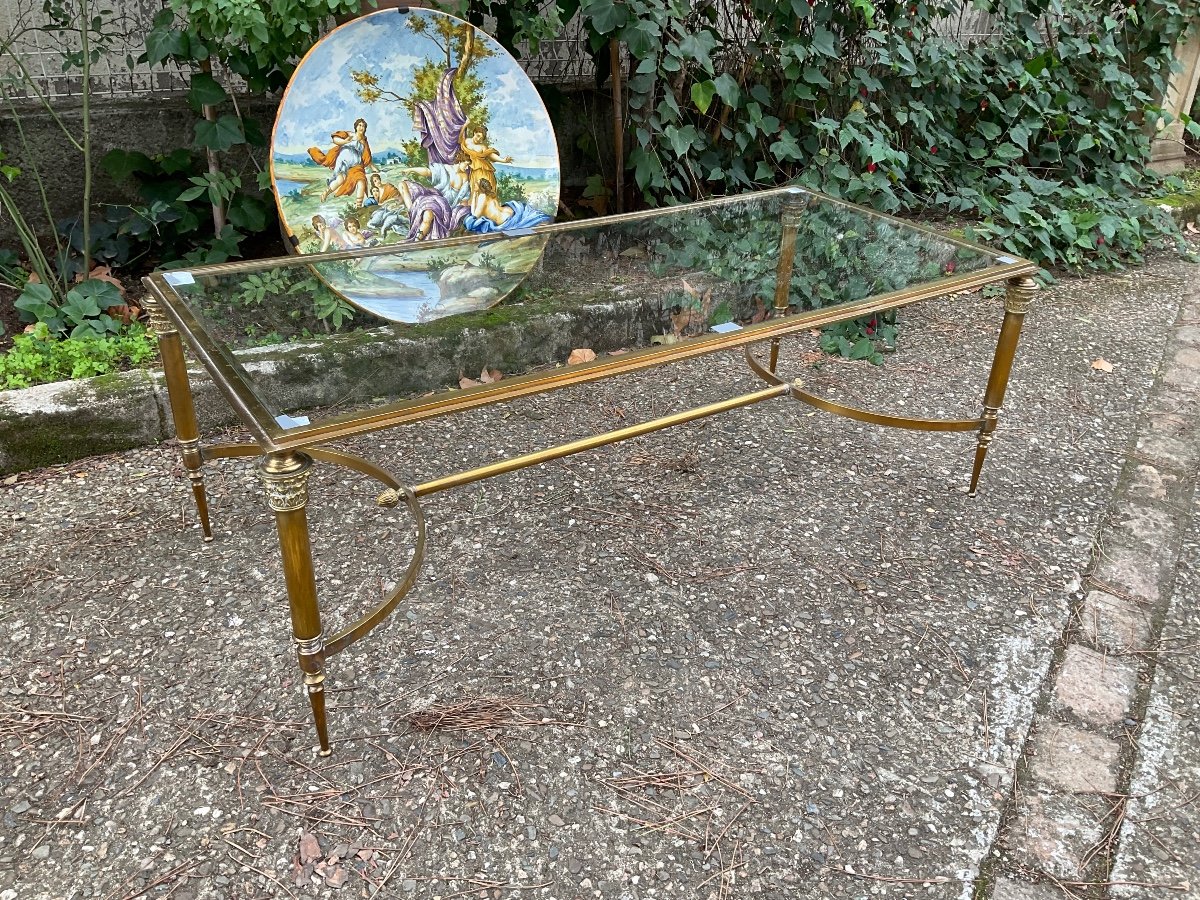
143;187;1038;755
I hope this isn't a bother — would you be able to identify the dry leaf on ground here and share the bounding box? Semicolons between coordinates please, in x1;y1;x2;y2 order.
324;867;349;888
86;265;126;296
479;367;503;383
459;375;481;389
568;348;597;365
299;832;322;864
1091;357;1114;373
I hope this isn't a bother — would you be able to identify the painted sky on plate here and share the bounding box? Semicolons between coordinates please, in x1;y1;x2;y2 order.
273;9;558;170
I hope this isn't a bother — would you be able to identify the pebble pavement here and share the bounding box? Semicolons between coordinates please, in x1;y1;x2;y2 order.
1;257;1198;899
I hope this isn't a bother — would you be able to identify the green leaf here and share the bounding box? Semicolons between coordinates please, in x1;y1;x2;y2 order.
582;0;628;35
66;279;121;313
158;148;194;174
101;149;155;182
802;67;831;88
713;72;740;107
1010;123;1031;150
690;80;716;115
194;115;245;152
177;185;207;202
977;122;1002;141
60;292;102;325
188;73;228;109
143;23;187;66
1076;133;1097;152
226;194;269;232
676;31;718;74
14;283;57;323
991;142;1024;162
770;131;802;161
810;26;837;57
849;337;875;360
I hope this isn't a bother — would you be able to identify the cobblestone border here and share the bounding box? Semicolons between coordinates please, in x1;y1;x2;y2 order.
983;282;1200;898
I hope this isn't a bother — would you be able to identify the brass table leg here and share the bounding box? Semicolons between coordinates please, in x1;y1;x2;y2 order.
768;191;807;372
969;275;1037;495
259;450;332;756
145;293;214;540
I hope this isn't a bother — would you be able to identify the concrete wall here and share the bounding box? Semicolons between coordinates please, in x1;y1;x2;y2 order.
0;83;614;246
0;95;274;239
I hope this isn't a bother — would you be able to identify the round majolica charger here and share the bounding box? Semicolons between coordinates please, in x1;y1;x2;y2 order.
270;8;559;323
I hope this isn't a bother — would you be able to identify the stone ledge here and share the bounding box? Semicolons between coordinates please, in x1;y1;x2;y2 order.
0;297;659;476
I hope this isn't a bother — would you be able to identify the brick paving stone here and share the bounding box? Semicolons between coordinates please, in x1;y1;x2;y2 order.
1125;463;1188;508
991;876;1062;900
1162;346;1200;392
1108;494;1200;899
1173;325;1200;347
1092;542;1168;605
1053;644;1139;726
1135;428;1197;473
1108;501;1179;550
1143;387;1200;420
1029;720;1121;794
1077;590;1152;653
1004;788;1107;880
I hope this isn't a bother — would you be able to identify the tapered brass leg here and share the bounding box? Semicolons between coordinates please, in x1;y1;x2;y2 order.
768;191;808;372
259;450;332;756
969;276;1037;495
145;294;213;540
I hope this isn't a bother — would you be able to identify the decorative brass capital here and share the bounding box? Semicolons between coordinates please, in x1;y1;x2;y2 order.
179;437;203;470
1004;276;1038;315
143;295;176;336
781;192;810;227
296;634;324;657
259;451;312;512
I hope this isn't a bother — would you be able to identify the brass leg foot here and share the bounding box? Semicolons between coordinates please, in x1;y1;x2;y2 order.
181;439;213;540
969;276;1037;495
968;421;995;496
306;671;333;756
191;480;214;541
260;450;334;756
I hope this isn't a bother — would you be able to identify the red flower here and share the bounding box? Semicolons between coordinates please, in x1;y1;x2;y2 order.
1097;235;1105;246
930;145;938;154
980;99;989;110
867;161;877;173
945;260;957;274
860;86;868;97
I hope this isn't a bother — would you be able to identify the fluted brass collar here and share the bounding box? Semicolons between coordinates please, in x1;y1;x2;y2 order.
1004;276;1038;315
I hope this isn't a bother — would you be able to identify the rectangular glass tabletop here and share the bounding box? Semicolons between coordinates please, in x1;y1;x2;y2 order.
144;186;1036;450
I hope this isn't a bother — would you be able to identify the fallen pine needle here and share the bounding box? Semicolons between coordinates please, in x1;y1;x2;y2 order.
830;867;952;885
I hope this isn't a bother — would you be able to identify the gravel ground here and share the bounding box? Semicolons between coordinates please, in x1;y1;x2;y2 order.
0;259;1192;900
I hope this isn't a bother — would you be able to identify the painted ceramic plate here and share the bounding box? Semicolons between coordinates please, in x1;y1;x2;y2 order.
270;8;559;324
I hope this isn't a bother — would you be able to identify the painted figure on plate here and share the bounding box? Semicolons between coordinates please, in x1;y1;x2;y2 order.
309;118;373;206
271;9;560;323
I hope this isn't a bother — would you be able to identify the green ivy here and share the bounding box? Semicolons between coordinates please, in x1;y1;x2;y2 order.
573;0;1197;277
0;322;157;389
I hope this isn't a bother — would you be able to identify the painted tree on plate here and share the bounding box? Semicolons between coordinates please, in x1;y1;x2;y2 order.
350;16;496;167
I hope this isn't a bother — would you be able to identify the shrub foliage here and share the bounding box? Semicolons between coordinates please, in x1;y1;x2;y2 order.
542;0;1200;272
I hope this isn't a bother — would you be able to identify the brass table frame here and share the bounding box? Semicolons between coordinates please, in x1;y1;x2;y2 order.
143;187;1038;755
